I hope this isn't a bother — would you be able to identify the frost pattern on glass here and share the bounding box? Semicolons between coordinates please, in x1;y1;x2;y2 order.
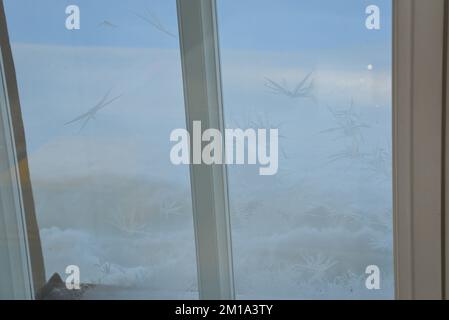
218;0;394;299
4;0;197;299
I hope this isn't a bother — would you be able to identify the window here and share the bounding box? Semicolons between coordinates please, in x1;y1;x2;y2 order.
2;0;198;299
218;0;394;299
1;0;447;300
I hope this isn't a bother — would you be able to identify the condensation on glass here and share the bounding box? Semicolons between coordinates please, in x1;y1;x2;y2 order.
217;0;394;299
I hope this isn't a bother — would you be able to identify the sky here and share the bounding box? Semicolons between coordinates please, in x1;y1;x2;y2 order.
4;0;179;48
3;0;392;50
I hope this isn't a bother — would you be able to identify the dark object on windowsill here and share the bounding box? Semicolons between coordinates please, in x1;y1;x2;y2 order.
35;273;94;300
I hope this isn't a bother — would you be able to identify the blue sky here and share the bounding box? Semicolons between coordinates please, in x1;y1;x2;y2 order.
217;0;392;72
4;0;179;48
4;0;391;51
218;0;392;51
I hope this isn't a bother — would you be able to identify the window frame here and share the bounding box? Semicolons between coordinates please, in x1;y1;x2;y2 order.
0;1;43;299
394;0;446;300
0;0;45;299
176;0;235;300
0;46;33;300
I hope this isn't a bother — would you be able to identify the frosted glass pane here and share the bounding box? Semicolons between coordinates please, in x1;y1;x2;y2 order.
3;0;197;299
218;0;394;299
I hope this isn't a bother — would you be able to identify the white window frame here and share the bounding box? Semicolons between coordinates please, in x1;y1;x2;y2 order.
176;0;235;300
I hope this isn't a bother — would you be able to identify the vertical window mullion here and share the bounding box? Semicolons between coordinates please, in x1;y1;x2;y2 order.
394;0;445;300
0;0;45;299
176;0;235;300
0;23;31;302
0;49;31;300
